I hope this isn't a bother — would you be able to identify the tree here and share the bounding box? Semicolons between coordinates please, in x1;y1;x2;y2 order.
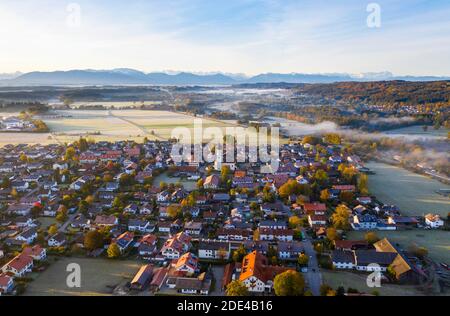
48;225;58;236
331;205;351;230
226;280;249;296
64;147;76;161
320;284;333;296
326;227;338;241
56;206;68;223
320;189;330;202
358;173;369;196
298;253;309;266
107;243;121;259
273;270;305;296
232;245;247;263
84;230;104;251
408;244;428;259
289;216;302;228
365;231;379;244
167;204;182;219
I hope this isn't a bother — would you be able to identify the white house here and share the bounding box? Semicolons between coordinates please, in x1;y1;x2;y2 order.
331;250;355;270
425;214;444;228
2;254;34;277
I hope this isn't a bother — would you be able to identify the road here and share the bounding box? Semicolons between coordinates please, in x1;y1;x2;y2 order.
302;229;322;296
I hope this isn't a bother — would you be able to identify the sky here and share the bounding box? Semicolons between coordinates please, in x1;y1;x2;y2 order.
0;0;449;76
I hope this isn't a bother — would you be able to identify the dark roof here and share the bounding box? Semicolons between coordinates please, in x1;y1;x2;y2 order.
331;250;355;264
355;250;397;266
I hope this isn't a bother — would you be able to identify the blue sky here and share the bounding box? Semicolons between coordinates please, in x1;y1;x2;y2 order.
0;0;449;75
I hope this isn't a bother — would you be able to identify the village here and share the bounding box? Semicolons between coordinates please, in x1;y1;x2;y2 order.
0;135;448;297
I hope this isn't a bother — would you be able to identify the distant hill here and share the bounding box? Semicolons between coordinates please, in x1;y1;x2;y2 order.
1;69;449;86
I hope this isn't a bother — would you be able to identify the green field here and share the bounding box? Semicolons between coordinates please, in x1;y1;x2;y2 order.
347;230;450;263
366;162;450;217
26;257;141;296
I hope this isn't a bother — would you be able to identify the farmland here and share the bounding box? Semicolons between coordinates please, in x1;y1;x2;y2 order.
0;109;240;145
25;257;141;296
366;162;450;217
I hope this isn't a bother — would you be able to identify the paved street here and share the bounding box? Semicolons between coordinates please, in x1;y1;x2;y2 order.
302;229;322;296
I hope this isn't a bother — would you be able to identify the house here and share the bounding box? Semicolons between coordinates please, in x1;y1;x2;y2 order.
259;228;294;242
351;214;378;231
331;250;356;269
303;203;327;215
48;233;67;247
1;254;34;277
354;250;397;272
259;220;288;230
114;232;134;252
131;264;154;291
334;240;369;251
158;221;172;234
425;214;444;228
373;238;426;284
15;227;38;245
0;274;14;295
128;219;153;233
198;240;231;260
277;242;304;261
212;193;230;202
93;215;118;228
173;252;199;276
11;181;29;192
308;215;327;227
138;234;158;257
184;221;202;236
22;245;47;261
174;273;211;295
239;251;292;293
217;228;251;241
204;175;220;190
124;204;139;215
157;191;170;203
161;232;191;259
388;216;418;228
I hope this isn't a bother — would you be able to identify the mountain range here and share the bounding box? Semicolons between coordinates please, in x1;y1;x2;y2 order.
0;69;448;86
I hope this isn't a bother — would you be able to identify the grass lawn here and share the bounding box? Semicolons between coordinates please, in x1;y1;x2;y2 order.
322;270;425;296
25;257;141;296
37;217;58;231
366;162;450;217
347;230;450;263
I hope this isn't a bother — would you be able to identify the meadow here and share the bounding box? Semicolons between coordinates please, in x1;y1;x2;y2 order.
322;270;427;296
366;162;450;217
26;257;141;296
347;230;450;263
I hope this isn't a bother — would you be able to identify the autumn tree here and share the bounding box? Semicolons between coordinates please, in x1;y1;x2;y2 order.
365;231;380;244
358;173;369;196
84;230;104;251
107;243;121;259
331;205;351;230
48;225;58;236
273;270;305;296
320;189;330;202
326;227;338;241
226;280;249;296
298;253;309;266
